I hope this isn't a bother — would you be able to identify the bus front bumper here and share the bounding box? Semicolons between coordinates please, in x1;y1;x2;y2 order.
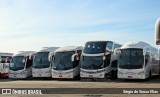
52;70;74;79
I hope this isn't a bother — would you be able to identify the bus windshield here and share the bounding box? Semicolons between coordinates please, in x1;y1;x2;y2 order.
81;56;103;70
32;52;50;68
52;51;75;70
9;56;25;70
119;48;144;69
83;42;107;54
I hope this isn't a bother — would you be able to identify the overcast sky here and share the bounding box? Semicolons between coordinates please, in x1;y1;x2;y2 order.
0;0;160;53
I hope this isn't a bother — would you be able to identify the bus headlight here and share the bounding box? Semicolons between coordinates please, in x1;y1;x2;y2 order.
138;71;144;75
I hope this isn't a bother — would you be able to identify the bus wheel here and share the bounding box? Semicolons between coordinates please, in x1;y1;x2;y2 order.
0;73;1;78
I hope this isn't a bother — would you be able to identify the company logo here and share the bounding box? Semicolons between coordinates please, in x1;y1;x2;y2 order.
1;89;42;95
2;89;12;94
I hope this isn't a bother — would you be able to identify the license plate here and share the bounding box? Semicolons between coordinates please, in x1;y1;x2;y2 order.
128;76;132;79
59;75;62;77
89;75;93;78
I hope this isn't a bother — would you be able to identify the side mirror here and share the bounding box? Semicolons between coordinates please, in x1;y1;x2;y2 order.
48;54;51;61
5;57;9;63
143;49;146;56
22;59;26;63
114;48;121;55
103;56;106;60
106;47;110;52
71;54;76;61
76;53;81;60
33;55;36;60
9;60;12;63
155;18;160;45
29;54;32;60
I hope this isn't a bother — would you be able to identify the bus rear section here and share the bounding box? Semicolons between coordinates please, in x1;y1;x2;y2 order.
51;46;82;79
117;41;159;79
80;41;122;80
9;51;35;79
0;53;13;78
32;47;59;78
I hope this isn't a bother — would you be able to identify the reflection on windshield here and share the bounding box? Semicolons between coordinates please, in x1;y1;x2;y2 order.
52;51;74;70
33;52;50;68
81;56;103;70
9;56;25;70
119;49;144;69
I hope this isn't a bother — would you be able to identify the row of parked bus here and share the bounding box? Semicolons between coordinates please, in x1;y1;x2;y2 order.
0;40;159;80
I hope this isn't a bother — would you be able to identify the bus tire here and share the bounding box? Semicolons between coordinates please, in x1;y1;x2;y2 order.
0;73;1;78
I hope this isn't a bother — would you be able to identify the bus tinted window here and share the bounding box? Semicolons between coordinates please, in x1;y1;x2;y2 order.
83;42;107;54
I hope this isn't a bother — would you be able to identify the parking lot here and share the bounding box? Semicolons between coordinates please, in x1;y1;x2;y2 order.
0;77;160;97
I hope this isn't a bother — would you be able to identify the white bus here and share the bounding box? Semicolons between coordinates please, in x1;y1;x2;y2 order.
32;47;59;78
80;41;122;80
50;46;83;79
0;52;13;78
117;41;159;79
9;51;36;79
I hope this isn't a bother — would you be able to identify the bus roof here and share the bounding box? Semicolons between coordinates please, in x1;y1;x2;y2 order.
55;46;83;53
121;41;157;51
38;47;59;53
85;40;121;45
0;52;13;56
14;51;36;57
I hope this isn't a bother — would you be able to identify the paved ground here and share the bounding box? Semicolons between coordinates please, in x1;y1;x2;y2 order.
0;77;160;97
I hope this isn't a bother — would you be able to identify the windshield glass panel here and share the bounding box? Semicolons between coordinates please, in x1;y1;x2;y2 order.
33;52;50;68
119;48;144;69
52;51;75;70
81;56;103;70
9;56;25;70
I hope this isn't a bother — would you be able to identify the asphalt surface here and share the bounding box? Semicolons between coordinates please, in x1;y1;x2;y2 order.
0;77;160;97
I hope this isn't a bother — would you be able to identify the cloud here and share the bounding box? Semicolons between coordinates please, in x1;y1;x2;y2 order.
0;0;160;54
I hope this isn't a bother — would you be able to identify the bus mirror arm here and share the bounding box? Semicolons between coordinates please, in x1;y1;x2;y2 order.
5;57;9;63
29;54;32;60
22;59;26;63
71;54;76;61
143;49;146;56
103;56;106;60
48;55;51;61
114;48;121;55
